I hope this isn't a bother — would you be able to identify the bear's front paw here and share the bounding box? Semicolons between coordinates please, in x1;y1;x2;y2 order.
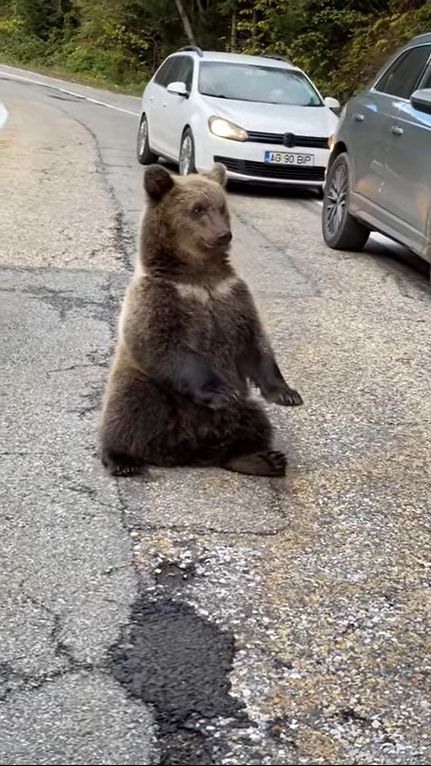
198;382;239;409
263;385;303;407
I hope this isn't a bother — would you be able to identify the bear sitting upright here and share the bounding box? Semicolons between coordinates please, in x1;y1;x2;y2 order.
99;163;302;478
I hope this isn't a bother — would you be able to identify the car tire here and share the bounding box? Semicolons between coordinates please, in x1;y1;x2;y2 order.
137;114;158;165
322;152;369;251
179;129;196;176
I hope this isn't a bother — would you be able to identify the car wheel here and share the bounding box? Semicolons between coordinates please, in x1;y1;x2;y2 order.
137;114;158;165
179;129;196;176
322;152;369;251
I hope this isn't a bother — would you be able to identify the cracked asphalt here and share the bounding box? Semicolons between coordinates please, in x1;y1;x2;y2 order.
0;65;430;765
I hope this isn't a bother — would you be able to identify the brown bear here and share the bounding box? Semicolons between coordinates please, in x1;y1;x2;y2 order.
99;163;302;478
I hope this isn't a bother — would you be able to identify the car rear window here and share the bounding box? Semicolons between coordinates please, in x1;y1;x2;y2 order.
198;62;322;106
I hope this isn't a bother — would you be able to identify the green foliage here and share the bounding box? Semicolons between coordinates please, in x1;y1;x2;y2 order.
13;0;73;39
0;13;45;63
0;0;430;97
335;3;431;99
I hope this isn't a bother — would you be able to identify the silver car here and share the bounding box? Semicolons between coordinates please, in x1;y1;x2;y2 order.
322;33;431;278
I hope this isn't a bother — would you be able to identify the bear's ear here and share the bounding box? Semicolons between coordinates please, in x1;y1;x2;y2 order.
144;165;175;202
205;163;227;187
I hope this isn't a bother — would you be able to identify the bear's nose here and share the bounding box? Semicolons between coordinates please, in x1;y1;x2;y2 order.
217;230;232;245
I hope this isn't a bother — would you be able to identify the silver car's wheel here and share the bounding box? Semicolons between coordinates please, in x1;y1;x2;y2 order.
325;162;348;236
322;152;369;251
179;129;196;175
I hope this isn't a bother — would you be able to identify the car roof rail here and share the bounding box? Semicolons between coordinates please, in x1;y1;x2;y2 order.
178;45;203;56
264;53;293;64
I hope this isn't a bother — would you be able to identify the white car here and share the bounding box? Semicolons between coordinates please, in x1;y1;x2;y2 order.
137;47;340;192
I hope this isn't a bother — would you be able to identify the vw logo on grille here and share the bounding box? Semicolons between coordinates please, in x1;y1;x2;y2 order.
283;132;296;148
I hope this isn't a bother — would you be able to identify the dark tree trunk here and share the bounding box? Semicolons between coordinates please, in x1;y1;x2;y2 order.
174;0;197;45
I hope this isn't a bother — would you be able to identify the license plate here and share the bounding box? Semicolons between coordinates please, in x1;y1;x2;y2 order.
264;151;314;166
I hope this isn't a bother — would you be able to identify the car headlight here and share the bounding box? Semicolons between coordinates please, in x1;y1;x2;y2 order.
328;134;336;151
208;116;248;141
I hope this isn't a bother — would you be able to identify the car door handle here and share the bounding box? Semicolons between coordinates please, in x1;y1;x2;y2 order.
353;113;364;122
391;125;403;136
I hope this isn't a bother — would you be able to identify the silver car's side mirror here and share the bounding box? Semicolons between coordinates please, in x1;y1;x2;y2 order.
410;88;431;115
167;81;189;98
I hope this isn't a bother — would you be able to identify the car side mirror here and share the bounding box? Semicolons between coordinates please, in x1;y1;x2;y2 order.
167;81;189;98
410;88;431;115
324;96;340;112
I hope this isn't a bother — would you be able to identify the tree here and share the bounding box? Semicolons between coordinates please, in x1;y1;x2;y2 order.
173;0;197;45
2;0;431;97
13;0;72;38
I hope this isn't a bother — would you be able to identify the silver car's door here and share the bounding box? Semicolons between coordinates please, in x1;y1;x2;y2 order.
346;89;397;206
351;44;431;213
383;55;431;259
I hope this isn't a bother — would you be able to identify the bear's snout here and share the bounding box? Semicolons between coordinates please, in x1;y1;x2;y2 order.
216;230;232;247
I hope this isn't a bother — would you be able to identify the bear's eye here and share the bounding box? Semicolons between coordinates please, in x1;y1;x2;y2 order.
191;204;205;217
220;202;227;215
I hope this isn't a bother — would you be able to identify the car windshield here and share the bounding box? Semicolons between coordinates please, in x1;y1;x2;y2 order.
198;62;322;106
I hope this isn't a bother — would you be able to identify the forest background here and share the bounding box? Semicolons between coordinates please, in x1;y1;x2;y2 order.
1;0;431;100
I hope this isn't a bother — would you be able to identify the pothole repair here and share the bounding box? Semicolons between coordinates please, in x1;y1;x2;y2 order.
108;595;247;765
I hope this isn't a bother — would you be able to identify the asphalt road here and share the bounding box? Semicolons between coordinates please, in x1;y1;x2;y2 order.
0;65;430;766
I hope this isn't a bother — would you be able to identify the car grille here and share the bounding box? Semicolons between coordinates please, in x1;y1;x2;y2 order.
246;132;328;148
214;156;325;181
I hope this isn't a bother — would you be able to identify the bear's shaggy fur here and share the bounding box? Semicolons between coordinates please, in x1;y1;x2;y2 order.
99;163;302;478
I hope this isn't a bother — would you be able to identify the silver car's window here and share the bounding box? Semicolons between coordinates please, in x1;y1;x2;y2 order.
419;64;431;89
374;44;431;99
198;62;322;106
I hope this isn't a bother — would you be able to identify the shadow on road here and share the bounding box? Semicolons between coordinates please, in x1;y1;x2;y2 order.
365;235;430;286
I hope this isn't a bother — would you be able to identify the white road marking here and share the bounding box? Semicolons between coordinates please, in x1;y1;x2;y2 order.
0;66;140;117
0;102;8;128
371;231;400;249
